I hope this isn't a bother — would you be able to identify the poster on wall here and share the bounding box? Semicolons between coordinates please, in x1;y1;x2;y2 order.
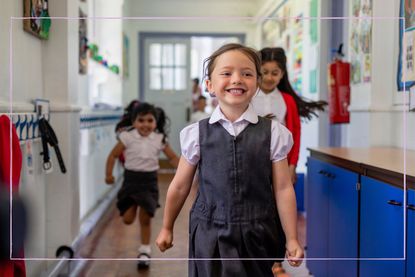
309;0;319;93
309;0;319;44
349;0;372;84
260;3;292;49
398;0;415;90
261;2;292;48
261;20;279;47
23;0;51;39
279;4;292;50
405;0;415;29
79;9;88;75
403;29;415;83
291;15;303;94
122;33;130;79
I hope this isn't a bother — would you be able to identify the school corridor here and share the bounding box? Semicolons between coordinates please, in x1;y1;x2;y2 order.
1;0;415;276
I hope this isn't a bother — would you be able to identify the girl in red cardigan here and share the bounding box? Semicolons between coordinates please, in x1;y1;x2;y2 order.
252;47;327;276
252;47;327;184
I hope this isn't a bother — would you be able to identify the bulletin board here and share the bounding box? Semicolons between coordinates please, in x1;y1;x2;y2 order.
349;0;373;84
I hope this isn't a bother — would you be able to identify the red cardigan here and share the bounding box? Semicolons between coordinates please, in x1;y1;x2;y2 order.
281;92;301;167
0;116;26;277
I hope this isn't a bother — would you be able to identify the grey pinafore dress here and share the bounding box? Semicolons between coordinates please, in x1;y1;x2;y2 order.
189;117;286;277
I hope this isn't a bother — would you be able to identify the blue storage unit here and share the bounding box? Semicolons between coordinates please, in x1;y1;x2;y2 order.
408;189;415;277
295;173;305;212
359;176;405;277
306;158;329;277
306;157;358;277
307;148;415;277
326;163;358;277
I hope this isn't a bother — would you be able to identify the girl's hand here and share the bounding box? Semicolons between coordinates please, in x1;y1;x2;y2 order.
285;239;304;267
264;113;276;119
105;175;115;184
156;228;173;252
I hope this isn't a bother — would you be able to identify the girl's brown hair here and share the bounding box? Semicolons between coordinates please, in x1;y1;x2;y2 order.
203;43;262;81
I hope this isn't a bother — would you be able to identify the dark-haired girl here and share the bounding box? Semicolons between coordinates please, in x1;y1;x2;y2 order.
105;102;179;269
252;47;327;185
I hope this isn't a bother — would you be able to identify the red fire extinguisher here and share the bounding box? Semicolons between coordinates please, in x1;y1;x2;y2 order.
328;44;350;124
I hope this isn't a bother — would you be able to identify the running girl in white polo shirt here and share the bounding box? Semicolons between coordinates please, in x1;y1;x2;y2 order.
105;102;179;269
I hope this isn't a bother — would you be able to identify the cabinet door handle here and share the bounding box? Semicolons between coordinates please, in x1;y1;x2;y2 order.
407;204;415;211
387;200;403;206
327;173;336;179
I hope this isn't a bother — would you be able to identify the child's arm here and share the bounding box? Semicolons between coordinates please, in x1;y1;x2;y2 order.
272;159;304;266
162;144;180;168
105;141;125;184
156;156;197;252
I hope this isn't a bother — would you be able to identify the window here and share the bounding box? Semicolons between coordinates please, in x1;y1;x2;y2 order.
149;43;187;90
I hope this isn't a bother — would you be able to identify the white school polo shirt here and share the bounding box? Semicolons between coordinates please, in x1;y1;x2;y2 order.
251;88;287;125
119;130;166;171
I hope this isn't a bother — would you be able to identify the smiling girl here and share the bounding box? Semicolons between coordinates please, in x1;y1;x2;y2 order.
156;43;303;277
105;102;179;269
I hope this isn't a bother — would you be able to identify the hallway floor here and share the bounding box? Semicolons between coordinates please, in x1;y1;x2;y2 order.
78;173;311;277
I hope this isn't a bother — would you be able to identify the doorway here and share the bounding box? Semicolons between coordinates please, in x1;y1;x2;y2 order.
139;33;245;153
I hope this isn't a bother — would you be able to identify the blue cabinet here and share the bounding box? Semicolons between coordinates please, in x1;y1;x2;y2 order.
306;158;329;277
408;189;415;277
306;158;358;277
326;163;358;276
359;176;405;277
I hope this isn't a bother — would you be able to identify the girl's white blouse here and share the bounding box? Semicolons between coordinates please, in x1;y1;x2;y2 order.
119;131;166;171
180;105;293;166
251;88;287;125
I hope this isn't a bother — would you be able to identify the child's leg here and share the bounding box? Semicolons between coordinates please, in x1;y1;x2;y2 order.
137;208;152;269
122;205;138;225
138;208;152;244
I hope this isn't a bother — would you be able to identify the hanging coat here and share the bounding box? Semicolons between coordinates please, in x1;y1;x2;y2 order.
0;115;26;277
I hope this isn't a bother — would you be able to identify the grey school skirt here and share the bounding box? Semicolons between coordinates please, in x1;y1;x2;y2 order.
116;170;159;217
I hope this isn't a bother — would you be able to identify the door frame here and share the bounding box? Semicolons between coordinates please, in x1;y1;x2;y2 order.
138;32;246;101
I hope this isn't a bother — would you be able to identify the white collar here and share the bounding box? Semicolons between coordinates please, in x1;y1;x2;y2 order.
209;104;259;124
133;129;156;139
258;88;280;96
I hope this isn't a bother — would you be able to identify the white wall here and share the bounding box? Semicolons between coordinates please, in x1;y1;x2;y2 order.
79;122;122;220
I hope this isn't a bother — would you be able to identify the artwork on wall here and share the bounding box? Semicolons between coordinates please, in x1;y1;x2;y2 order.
261;20;279;47
405;0;415;29
398;0;415;90
403;30;415;82
291;14;303;94
23;0;51;39
79;9;88;75
89;43;120;74
309;0;319;44
349;0;372;84
261;1;292;49
122;33;130;79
